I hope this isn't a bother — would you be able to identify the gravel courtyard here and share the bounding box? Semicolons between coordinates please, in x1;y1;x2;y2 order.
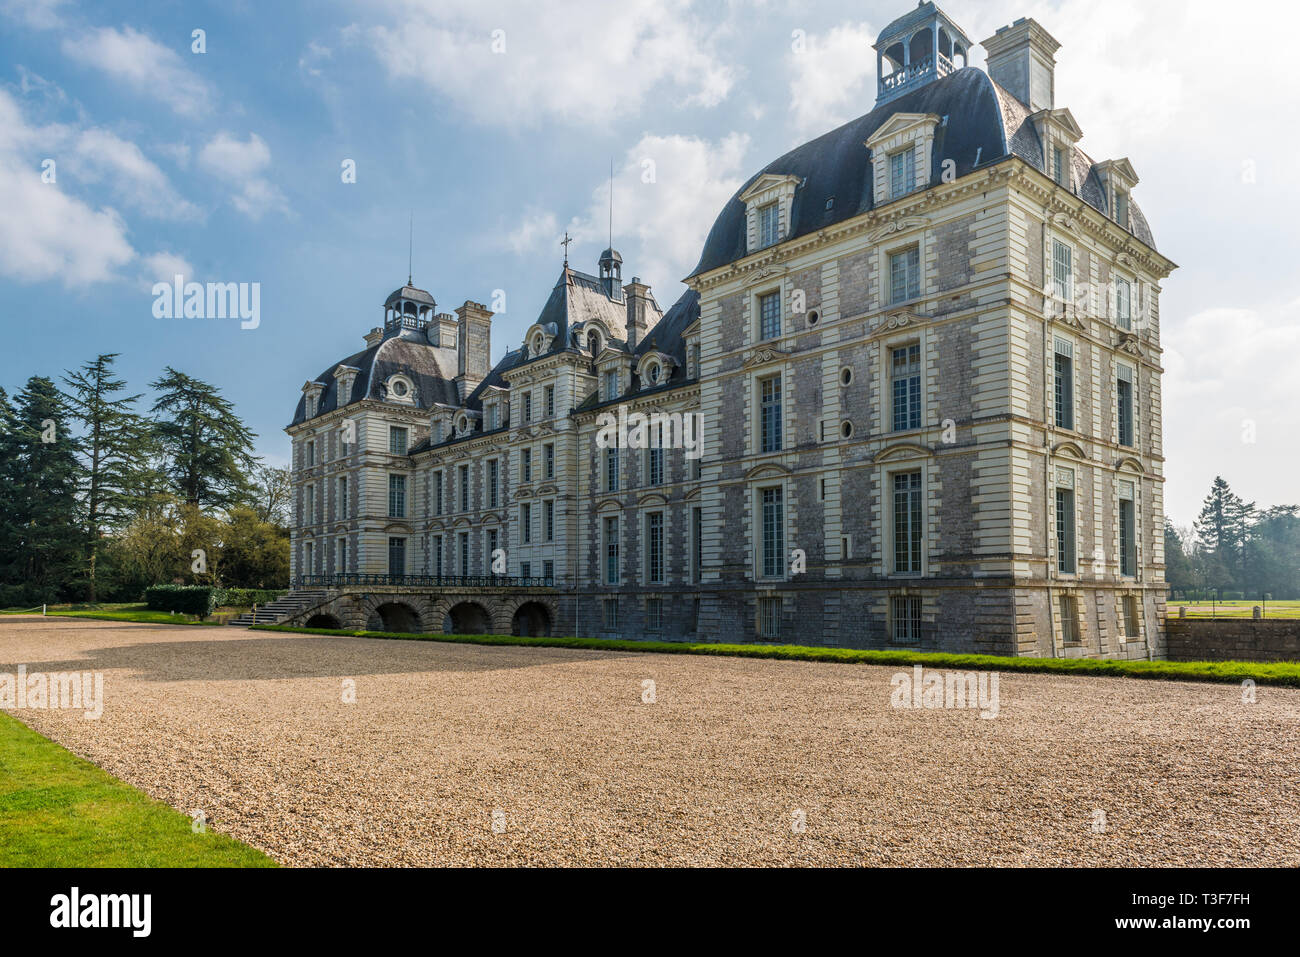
2;616;1298;866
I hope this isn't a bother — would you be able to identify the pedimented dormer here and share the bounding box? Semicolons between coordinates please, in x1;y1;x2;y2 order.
865;113;941;206
1031;107;1083;190
596;346;631;401
479;384;509;431
524;322;558;358
1094;158;1140;231
301;380;324;418
332;364;359;406
739;173;801;254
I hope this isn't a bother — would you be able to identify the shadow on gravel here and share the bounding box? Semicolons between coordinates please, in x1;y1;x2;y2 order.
0;631;637;683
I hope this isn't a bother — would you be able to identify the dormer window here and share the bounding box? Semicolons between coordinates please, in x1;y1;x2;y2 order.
587;329;603;355
758;203;780;247
647;362;661;385
531;332;545;355
1115;190;1130;230
1052;146;1066;186
890;148;916;199
385;374;415;405
486;403;498;430
603;369;619;401
739;174;799;255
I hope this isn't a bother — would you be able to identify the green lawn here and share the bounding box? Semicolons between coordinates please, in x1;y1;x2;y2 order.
24;604;226;626
1169;599;1300;619
254;624;1300;687
0;711;275;867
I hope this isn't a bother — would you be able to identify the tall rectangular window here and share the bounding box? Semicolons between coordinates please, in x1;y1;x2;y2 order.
1054;339;1074;430
893;471;922;574
433;534;443;577
543;559;554;582
304;541;314;574
1122;596;1140;637
758;202;779;247
545;385;555;418
388;537;405;577
646;597;663;631
1117;365;1135;448
758;597;781;639
305;484;314;523
692;506;703;583
1059;595;1079;643
760;375;782;453
891;344;921;431
760;486;784;579
487;459;499;508
605;447;619;492
389;426;408;455
1052;146;1065;186
544;500;554;541
647;425;664;486
1120;482;1137;577
486;403;497;430
459;464;469;511
523;392;532;423
544;443;555;479
604;515;620;584
522;448;532;483
487;528;499;572
306;440;315;466
388;474;406;518
433;471;443;515
1052;239;1073;302
603;369;618;400
520;503;532;544
892;596;922;644
758;290;781;340
889;246;920;304
1056;486;1076;574
338;475;347;518
335;537;345;573
889;148;915;199
1115;190;1130;229
458;532;469;577
1115;277;1132;330
646;512;664;583
603;598;619;631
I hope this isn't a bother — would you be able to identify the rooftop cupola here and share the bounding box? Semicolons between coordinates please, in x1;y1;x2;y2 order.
383;282;436;337
598;247;624;302
874;2;971;106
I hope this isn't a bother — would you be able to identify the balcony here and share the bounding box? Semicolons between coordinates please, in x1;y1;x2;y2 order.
294;573;555;590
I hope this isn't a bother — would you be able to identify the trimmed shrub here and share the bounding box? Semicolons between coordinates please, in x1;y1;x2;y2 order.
143;585;219;619
215;588;286;607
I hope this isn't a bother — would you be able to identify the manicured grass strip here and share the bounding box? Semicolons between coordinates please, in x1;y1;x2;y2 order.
0;712;275;867
1169;600;1300;620
252;624;1300;688
45;605;222;626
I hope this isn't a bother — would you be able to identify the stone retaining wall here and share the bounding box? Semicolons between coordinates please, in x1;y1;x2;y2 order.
1165;619;1300;662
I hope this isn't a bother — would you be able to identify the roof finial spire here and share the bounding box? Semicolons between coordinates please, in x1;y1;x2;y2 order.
561;230;573;267
407;210;413;286
608;156;614;255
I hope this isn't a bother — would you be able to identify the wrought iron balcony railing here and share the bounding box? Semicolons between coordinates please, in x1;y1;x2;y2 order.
294;573;556;590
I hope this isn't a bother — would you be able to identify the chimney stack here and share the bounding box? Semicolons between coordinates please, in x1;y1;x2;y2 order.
982;18;1061;113
624;277;654;351
454;300;493;402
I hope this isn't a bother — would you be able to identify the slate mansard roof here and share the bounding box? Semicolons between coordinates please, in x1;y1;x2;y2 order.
688;67;1154;279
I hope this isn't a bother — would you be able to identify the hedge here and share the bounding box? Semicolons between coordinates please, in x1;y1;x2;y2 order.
215;588;286;607
143;585;219;619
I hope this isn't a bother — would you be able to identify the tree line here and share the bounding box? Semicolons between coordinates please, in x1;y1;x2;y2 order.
0;355;289;607
1165;476;1300;600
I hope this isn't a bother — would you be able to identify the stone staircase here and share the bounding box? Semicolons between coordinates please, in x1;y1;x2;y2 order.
226;590;329;627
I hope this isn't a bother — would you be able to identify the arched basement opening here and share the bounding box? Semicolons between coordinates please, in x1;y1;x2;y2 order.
445;602;492;635
511;601;552;637
305;613;342;630
370;602;421;634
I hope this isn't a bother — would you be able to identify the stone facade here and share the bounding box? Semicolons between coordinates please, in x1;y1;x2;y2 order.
285;6;1177;657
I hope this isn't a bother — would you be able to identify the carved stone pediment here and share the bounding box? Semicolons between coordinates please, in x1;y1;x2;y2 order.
1116;334;1144;357
872;310;926;334
742;347;788;369
869;217;928;243
743;265;787;288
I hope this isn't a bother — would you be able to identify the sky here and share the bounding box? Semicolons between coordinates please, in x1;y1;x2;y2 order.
0;0;1296;528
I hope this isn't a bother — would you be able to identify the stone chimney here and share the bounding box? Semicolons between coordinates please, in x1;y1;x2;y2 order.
454;300;493;401
623;277;655;350
431;312;458;350
982;18;1061;113
363;327;384;348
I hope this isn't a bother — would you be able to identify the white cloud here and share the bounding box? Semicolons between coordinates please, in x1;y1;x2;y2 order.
362;0;737;126
787;22;877;138
556;132;750;296
61;26;211;116
140;250;194;288
68;129;200;220
0;89;136;285
0;0;67;29
507;209;559;255
197;132;289;220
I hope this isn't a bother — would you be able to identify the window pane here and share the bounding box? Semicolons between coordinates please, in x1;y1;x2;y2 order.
759;291;781;339
1056;488;1076;573
760;376;783;452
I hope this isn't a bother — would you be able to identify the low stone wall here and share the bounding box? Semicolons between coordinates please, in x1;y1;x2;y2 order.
1165;619;1300;662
